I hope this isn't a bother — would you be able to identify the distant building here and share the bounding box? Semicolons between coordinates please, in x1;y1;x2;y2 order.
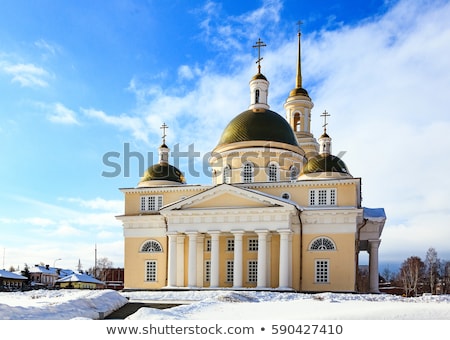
55;273;105;289
117;32;386;292
0;269;27;291
28;265;59;288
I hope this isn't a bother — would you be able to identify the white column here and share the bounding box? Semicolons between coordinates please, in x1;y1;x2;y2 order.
186;231;198;288
176;234;185;287
278;229;291;289
196;234;205;288
167;232;178;287
209;231;221;288
232;230;244;288
256;230;269;288
368;239;381;293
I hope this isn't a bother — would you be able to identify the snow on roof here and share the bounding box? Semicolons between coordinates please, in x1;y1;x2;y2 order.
0;269;27;280
56;273;105;285
363;207;387;222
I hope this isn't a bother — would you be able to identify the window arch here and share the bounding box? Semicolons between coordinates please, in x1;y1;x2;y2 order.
223;165;231;184
294;112;301;132
289;165;299;181
309;237;336;251
141;240;163;253
267;162;279;182
255;89;260;103
242;162;254;183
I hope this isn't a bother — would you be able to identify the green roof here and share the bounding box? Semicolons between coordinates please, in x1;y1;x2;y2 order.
139;163;186;184
302;154;350;175
216;109;299;147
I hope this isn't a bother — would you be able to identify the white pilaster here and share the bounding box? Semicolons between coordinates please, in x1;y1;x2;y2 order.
232;230;244;288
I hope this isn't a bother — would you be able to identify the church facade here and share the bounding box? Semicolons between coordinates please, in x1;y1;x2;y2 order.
116;32;386;293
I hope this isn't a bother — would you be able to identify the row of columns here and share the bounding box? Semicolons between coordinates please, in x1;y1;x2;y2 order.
167;229;292;289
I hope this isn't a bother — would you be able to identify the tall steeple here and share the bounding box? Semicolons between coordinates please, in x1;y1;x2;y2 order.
284;23;319;156
318;110;332;156
249;38;270;111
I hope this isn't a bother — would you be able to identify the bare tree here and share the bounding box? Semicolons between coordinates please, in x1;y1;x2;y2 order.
399;256;425;297
442;261;450;294
89;257;113;280
425;247;439;294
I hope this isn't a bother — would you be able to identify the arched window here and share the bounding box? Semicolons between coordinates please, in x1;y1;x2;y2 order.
223;165;231;184
294;112;301;131
289;165;299;181
141;240;163;253
268;162;279;182
309;237;336;251
242;162;254;183
255;89;260;103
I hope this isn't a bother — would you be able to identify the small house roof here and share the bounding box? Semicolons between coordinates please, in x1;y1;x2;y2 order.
56;273;105;285
0;269;27;280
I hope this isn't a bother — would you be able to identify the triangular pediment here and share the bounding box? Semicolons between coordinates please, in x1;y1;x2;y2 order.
160;184;296;212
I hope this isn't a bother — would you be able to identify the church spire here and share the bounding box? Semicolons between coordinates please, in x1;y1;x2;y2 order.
159;122;169;165
296;21;303;89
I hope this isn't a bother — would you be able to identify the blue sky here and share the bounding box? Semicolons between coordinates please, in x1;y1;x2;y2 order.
1;0;450;272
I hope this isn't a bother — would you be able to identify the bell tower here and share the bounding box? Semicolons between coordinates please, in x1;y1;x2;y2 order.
284;23;319;156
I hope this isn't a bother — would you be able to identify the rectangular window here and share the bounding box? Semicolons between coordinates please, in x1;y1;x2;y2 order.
226;260;234;283
248;260;258;282
314;259;329;283
227;238;234;252
248;238;258;251
309;189;337;206
145;260;157;282
140;195;163;211
205;239;211;252
204;260;211;282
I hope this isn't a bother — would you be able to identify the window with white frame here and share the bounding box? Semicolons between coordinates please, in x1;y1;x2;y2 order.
268;162;278;182
309;188;336;206
248;260;258;283
226;260;234;282
309;237;336;251
223;165;231;184
141;240;163;252
140;195;163;211
145;260;157;282
226;238;234;252
314;259;329;283
242;162;254;183
204;260;211;282
248;238;258;251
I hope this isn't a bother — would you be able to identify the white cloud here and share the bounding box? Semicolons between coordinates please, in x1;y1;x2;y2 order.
82;107;149;144
2;62;51;87
47;102;80;125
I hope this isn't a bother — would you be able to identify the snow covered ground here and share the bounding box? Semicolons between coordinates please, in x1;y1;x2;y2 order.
0;289;449;320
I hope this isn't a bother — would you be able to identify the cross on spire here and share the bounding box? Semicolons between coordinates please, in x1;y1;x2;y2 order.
297;20;303;34
321;110;330;133
160;122;168;144
252;38;267;74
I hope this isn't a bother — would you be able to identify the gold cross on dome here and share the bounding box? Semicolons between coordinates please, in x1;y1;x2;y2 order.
252;38;267;73
321;110;330;132
160;122;168;143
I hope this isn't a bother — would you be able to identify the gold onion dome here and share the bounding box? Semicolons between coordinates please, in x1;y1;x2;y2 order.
216;109;300;147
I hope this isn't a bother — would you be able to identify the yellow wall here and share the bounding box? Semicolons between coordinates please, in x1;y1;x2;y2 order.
124;236;168;289
301;233;356;292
